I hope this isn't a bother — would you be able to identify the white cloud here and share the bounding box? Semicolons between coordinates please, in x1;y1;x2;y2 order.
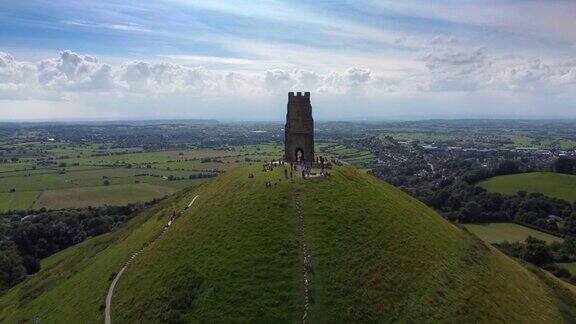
0;52;35;83
0;51;391;100
1;49;576;107
421;45;576;93
157;55;258;66
37;50;116;91
423;48;491;91
353;1;576;44
0;52;38;99
117;61;225;94
428;35;458;46
263;67;379;95
492;59;576;93
62;20;150;32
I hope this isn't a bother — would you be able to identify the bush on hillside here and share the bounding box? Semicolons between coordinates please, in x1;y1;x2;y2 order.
555;157;576;174
0;241;26;292
494;160;520;176
496;236;556;267
522;236;554;267
552;267;572;279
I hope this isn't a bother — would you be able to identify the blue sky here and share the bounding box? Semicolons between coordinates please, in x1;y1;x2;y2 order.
1;0;576;120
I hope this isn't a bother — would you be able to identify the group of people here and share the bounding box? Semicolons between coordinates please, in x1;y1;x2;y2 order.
300;162;313;178
262;159;285;172
253;156;337;186
316;156;334;170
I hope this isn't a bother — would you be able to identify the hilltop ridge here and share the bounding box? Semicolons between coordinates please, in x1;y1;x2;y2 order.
1;165;575;322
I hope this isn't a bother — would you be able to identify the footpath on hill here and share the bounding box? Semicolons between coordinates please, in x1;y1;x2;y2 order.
294;190;313;323
104;195;199;324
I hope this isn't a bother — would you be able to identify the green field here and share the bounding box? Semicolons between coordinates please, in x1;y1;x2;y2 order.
478;172;576;202
31;182;195;209
318;143;375;169
508;136;576;150
0;141;377;212
0;142;375;212
0;191;40;210
463;223;564;244
557;263;576;274
1;166;575;322
0;144;285;211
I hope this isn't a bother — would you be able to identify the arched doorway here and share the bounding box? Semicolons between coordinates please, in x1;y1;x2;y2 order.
295;148;304;162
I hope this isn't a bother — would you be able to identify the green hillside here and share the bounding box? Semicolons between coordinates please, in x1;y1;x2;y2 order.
1;166;575;322
478;172;576;202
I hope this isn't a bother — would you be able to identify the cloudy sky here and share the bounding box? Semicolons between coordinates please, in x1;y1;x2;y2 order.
1;0;576;121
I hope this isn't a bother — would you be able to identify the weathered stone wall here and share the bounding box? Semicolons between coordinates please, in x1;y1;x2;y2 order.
285;92;314;163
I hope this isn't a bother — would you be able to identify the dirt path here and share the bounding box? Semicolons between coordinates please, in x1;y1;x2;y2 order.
187;195;199;208
104;267;125;324
104;195;199;324
294;191;313;323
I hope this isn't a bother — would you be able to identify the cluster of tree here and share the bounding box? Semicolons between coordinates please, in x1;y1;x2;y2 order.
0;200;162;292
495;236;576;283
462;160;522;184
188;173;217;180
555;156;576;174
0;241;27;292
200;157;223;163
373;158;575;236
419;190;569;236
425;183;574;236
0;158;20;163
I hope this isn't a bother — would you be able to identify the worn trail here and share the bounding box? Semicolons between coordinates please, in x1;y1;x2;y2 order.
104;195;199;324
294;191;313;323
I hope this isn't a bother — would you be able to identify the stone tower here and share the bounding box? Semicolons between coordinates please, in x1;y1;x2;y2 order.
285;92;314;163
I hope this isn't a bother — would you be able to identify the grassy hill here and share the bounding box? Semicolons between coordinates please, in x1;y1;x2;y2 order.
478;172;576;202
1;166;575;322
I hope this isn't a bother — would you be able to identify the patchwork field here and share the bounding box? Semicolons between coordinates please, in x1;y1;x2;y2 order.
463;223;564;244
478;172;576;202
0;141;375;212
0;144;285;212
508;136;576;150
318;143;375;169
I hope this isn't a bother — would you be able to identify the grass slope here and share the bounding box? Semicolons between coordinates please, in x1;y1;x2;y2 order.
1;166;575;322
478;172;576;202
0;187;199;322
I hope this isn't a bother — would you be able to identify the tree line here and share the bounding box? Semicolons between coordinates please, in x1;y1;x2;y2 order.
374;158;576;237
0;200;162;293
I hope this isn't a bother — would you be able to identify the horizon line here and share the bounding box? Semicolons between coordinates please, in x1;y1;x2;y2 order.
2;115;576;124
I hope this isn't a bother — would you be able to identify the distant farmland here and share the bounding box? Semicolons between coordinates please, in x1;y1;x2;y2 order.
0;144;284;212
0;142;371;212
32;182;192;209
478;172;576;202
